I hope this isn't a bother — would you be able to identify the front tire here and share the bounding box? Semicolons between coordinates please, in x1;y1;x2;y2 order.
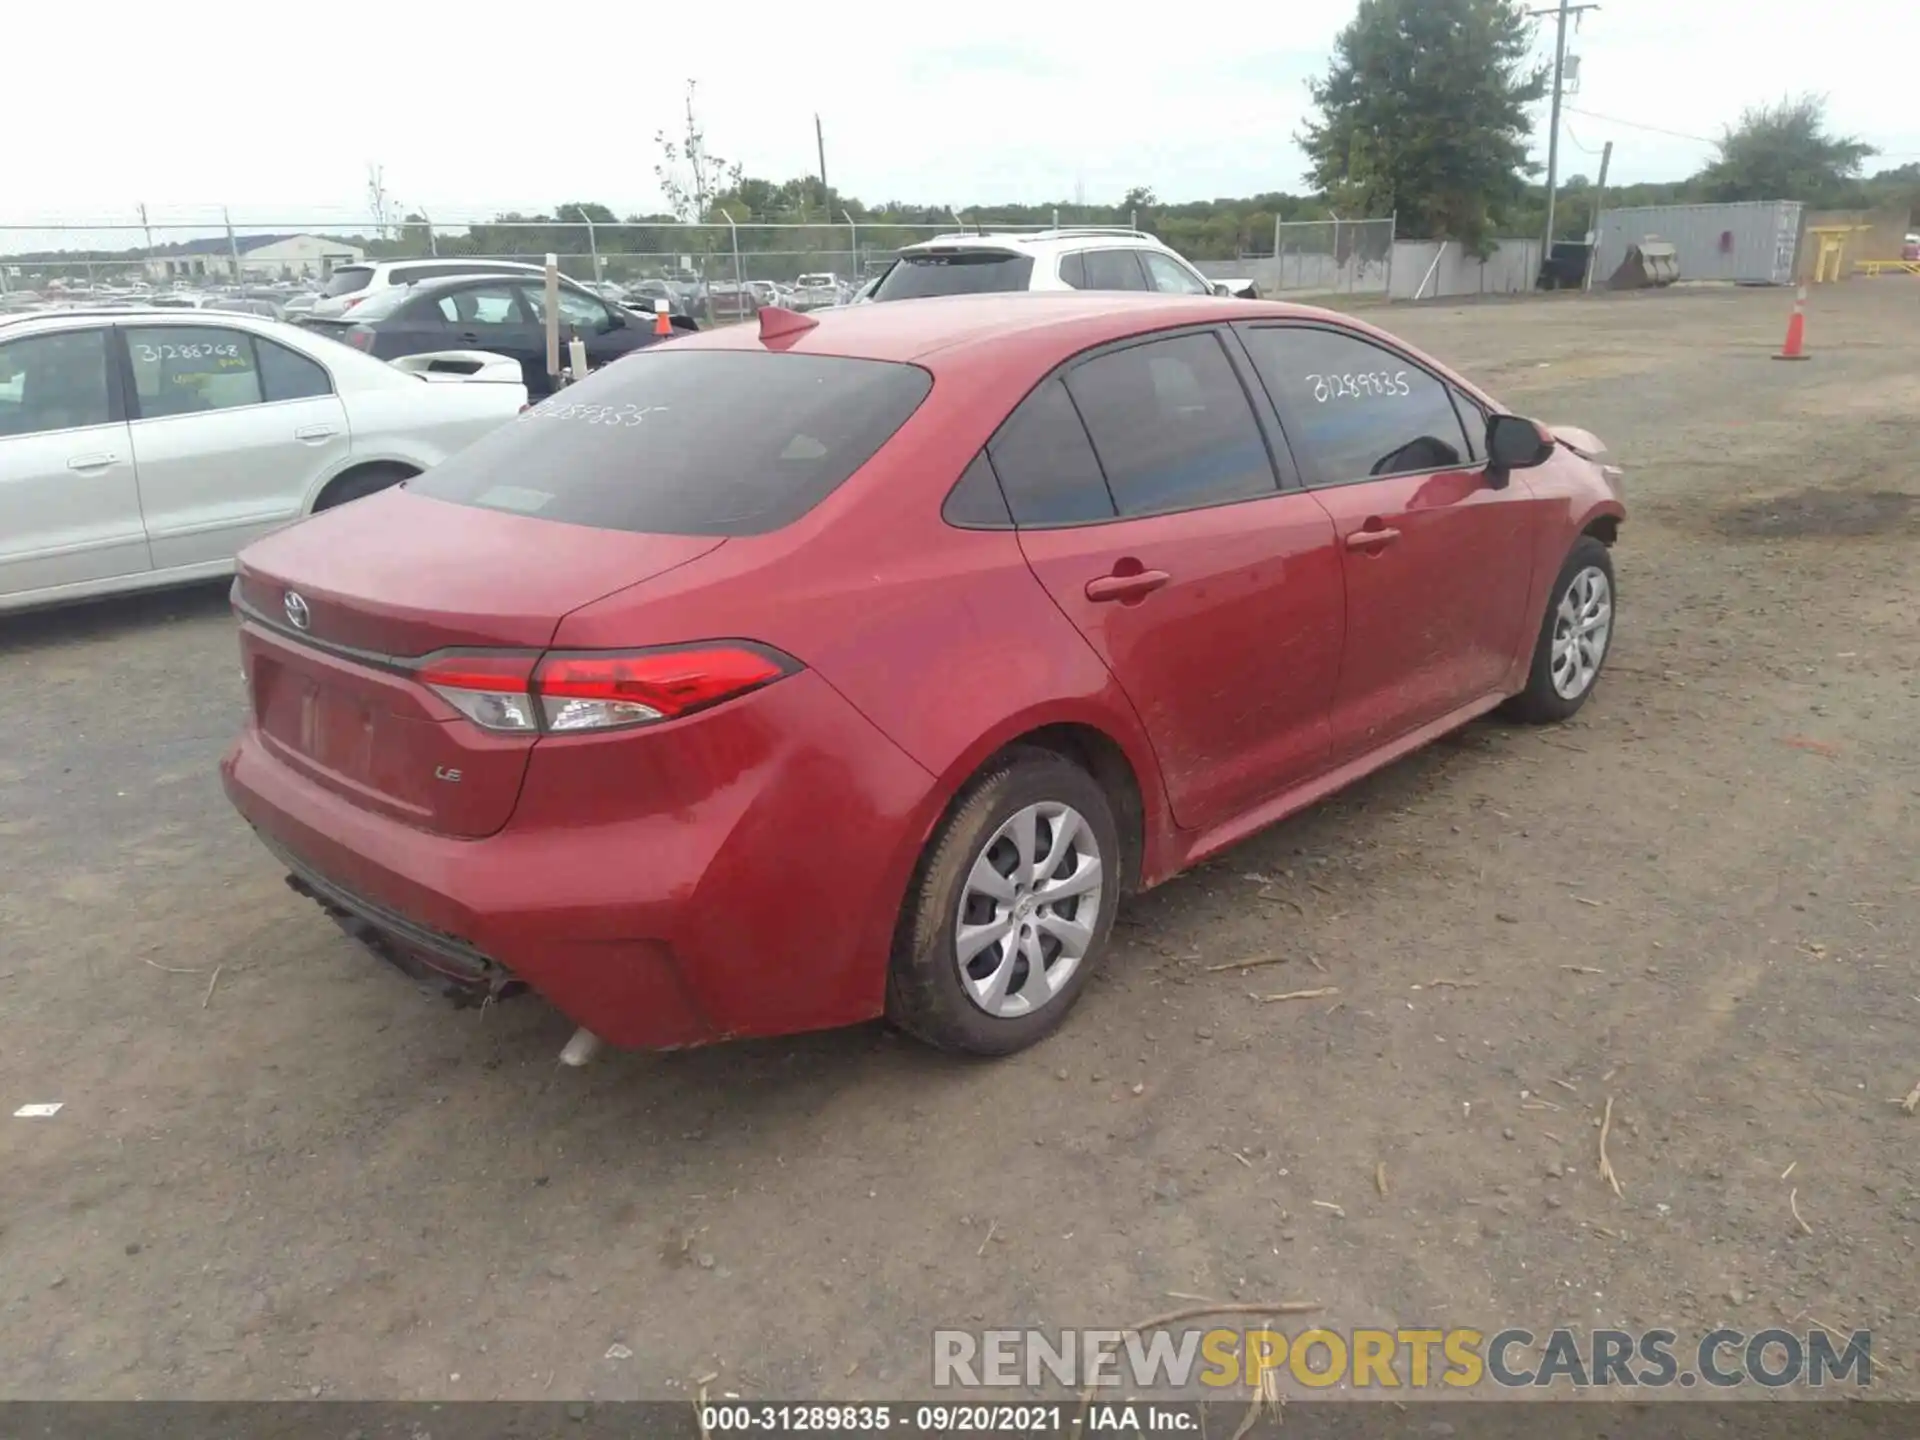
887;748;1120;1056
1504;536;1616;724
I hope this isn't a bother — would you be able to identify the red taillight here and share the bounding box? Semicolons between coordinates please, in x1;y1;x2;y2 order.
412;645;793;734
535;646;791;732
345;329;374;351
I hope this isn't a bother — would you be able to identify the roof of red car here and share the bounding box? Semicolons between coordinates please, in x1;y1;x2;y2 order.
672;292;1345;366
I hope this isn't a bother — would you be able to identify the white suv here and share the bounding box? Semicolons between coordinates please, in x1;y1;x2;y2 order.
310;258;559;319
863;229;1255;303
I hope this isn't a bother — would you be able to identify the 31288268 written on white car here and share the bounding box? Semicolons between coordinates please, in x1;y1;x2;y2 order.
0;308;528;615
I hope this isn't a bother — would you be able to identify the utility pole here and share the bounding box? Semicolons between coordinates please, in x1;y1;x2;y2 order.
223;207;242;282
1583;139;1613;292
815;114;829;198
139;202;154;287
1529;1;1600;263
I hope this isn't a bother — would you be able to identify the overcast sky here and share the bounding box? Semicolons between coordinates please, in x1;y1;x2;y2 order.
9;0;1920;241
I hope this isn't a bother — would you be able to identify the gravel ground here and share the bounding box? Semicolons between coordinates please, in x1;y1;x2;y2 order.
1;281;1916;1404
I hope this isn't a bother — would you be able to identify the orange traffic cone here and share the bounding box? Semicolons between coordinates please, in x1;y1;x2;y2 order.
1774;286;1810;361
653;299;673;336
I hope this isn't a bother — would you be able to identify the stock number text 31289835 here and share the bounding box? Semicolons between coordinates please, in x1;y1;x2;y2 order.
1303;370;1411;403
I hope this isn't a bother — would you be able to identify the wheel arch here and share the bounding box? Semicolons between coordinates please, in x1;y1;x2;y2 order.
308;459;420;513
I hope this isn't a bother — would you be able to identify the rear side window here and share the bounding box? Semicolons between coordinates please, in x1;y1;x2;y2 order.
1059;253;1087;288
1079;250;1148;291
320;266;373;298
1240;326;1470;485
125;326;263;416
986;378;1115;526
1064;333;1276;517
873;251;1035;300
257;338;332;400
407;350;932;536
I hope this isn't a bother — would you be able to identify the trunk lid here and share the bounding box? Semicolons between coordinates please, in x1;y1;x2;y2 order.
234;488;724;837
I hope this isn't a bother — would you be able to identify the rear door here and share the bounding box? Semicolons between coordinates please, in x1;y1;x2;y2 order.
424;281;547;393
121;322;350;568
1238;322;1537;758
1001;329;1344;832
0;326;148;597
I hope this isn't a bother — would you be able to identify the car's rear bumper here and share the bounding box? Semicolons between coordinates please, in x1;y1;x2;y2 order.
221;670;937;1049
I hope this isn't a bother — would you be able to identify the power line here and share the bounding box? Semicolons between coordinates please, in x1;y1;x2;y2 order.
1562;106;1717;145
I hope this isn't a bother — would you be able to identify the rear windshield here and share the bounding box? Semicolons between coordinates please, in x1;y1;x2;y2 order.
407;350;933;536
321;266;374;298
873;251;1034;301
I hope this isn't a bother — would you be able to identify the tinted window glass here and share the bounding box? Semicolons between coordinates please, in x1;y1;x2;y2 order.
1079;250;1147;291
1142;251;1211;295
320;266;374;298
347;285;423;322
1065;333;1275;517
257;337;332;400
408;351;931;537
521;283;613;332
1058;253;1087;288
1452;388;1486;462
433;283;522;326
986;378;1115;526
126;326;263;417
0;329;113;437
943;452;1012;528
1241;327;1470;485
872;251;1036;300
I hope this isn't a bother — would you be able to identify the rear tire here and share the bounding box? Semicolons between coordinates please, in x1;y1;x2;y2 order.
312;463;414;512
1503;536;1616;724
887;748;1120;1056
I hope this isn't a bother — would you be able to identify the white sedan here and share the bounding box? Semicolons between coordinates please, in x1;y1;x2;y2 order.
0;308;527;614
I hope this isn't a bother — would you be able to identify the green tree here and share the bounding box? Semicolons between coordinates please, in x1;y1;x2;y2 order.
1299;0;1546;252
655;80;744;224
1698;95;1875;204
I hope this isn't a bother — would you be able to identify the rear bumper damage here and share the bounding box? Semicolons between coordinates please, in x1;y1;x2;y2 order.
220;669;937;1051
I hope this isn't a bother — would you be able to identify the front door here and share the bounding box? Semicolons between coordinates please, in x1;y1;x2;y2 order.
0;326;148;599
1238;322;1536;759
992;332;1345;832
121;323;350;568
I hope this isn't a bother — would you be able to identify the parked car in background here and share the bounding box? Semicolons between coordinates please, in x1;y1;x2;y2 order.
220;292;1624;1061
866;229;1242;304
1903;233;1920;263
792;273;848;310
300;273;680;397
309;259;574;319
0;308;526;613
745;279;799;310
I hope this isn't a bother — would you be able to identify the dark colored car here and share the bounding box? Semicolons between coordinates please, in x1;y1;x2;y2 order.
222;293;1625;1060
302;275;677;397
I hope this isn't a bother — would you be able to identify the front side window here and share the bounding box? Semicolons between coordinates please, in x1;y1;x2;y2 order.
1239;326;1471;486
1141;251;1211;295
522;284;613;332
0;329;114;437
1064;332;1276;517
125;326;262;418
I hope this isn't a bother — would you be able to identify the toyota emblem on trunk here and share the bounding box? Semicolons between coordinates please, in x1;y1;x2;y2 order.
284;591;311;630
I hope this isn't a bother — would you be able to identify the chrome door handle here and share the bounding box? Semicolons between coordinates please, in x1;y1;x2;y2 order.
66;453;117;471
1345;526;1402;551
294;425;338;442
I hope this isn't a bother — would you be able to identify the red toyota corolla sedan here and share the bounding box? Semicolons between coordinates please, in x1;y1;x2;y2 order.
221;293;1625;1058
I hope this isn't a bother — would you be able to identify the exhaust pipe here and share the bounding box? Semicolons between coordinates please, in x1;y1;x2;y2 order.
558;1027;604;1067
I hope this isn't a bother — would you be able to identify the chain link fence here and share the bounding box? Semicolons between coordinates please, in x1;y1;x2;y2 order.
1250;218;1397;298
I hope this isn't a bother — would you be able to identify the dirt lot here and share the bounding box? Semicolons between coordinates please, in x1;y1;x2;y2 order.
2;282;1917;1405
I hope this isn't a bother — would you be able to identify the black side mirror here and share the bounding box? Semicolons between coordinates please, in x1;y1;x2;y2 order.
1486;414;1556;475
